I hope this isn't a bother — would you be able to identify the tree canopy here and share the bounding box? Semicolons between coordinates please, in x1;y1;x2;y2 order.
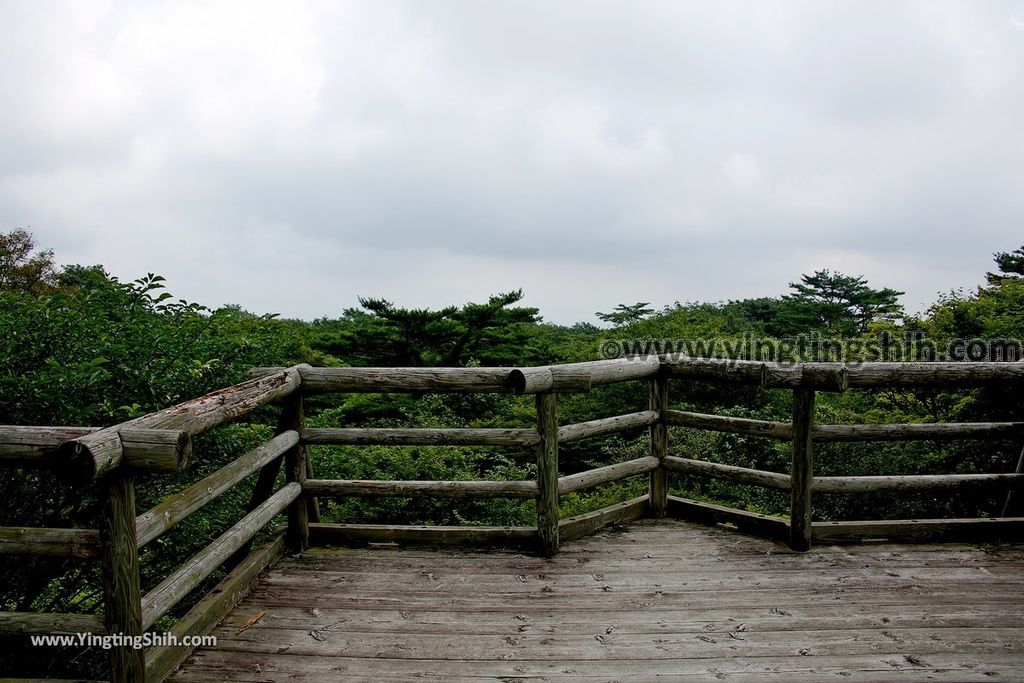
0;229;57;295
595;302;655;326
1;228;1021;678
785;269;904;334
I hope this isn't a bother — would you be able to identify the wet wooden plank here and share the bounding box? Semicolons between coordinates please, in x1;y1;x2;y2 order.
201;626;1022;659
170;519;1024;683
216;604;1024;634
172;648;1024;681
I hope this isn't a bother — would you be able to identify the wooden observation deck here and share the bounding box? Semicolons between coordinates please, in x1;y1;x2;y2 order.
1;358;1023;681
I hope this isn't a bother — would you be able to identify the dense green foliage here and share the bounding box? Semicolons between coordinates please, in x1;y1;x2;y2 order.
1;230;1023;676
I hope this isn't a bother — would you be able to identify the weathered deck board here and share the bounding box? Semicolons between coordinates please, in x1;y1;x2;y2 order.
171;519;1024;682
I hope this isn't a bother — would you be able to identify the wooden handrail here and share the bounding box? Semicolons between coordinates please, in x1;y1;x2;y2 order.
812;472;1024;493
304;478;537;499
255;357;662;395
0;610;106;636
557;410;659;443
57;368;301;484
813;421;1024;441
662;357;1024;391
1;425;190;472
299;366;514;394
135;431;299;548
3;357;1024;683
663;409;793;440
663;455;791;490
140;482;300;630
0;526;102;558
507;366;592;394
301;426;540;446
1;425;96;468
558;457;660;495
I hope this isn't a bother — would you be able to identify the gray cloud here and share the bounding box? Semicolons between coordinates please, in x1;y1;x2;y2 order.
0;0;1021;323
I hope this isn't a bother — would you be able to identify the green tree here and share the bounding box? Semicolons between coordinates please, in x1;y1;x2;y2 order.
351;297;459;366
0;229;57;295
987;245;1024;283
596;302;655;326
442;290;542;365
786;270;903;334
315;290;542;367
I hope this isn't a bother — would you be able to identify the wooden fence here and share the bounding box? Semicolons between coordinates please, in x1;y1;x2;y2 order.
1;357;1023;682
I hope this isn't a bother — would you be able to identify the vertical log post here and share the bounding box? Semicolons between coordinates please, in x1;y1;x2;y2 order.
305;457;321;524
225;452;282;570
649;374;669;518
281;392;309;553
98;470;145;682
226;395;298;568
1001;443;1024;517
535;392;559;556
789;387;816;551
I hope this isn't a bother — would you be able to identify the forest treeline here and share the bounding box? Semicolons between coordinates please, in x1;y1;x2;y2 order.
1;228;1022;675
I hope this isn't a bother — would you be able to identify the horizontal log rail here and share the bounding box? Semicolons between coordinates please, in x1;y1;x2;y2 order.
584;357;663;385
255;357;662;395
558;410;659;443
558;457;660;495
507;366;592;394
812;472;1024;494
1;425;191;473
1;425;96;468
307;523;536;547
299;366;514;394
508;357;660;394
58;368;301;483
0;610;106;636
666;496;790;541
559;495;649;541
662;356;850;390
664;357;792;387
143;534;285;683
663;409;793;440
662;357;1024;391
812;517;1024;543
140;482;299;630
247;358;1024;393
663;455;792;490
661;410;1024;443
135;431;299;548
825;361;1024;388
301;426;540;447
812;421;1024;442
0;526;102;559
304;478;537;499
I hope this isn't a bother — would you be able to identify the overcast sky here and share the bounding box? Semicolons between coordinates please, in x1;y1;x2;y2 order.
1;1;1022;324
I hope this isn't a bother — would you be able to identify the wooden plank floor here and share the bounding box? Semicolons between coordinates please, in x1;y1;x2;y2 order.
171;519;1024;682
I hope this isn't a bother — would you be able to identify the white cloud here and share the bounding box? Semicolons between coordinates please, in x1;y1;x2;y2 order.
0;0;1021;323
720;153;762;190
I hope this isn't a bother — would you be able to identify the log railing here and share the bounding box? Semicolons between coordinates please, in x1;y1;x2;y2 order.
289;358;664;557
0;368;306;683
2;357;1023;682
659;357;1024;549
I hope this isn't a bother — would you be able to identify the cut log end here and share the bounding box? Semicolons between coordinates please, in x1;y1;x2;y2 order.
57;429;192;485
506;368;551;395
507;367;591;394
57;440;100;485
121;428;192;473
